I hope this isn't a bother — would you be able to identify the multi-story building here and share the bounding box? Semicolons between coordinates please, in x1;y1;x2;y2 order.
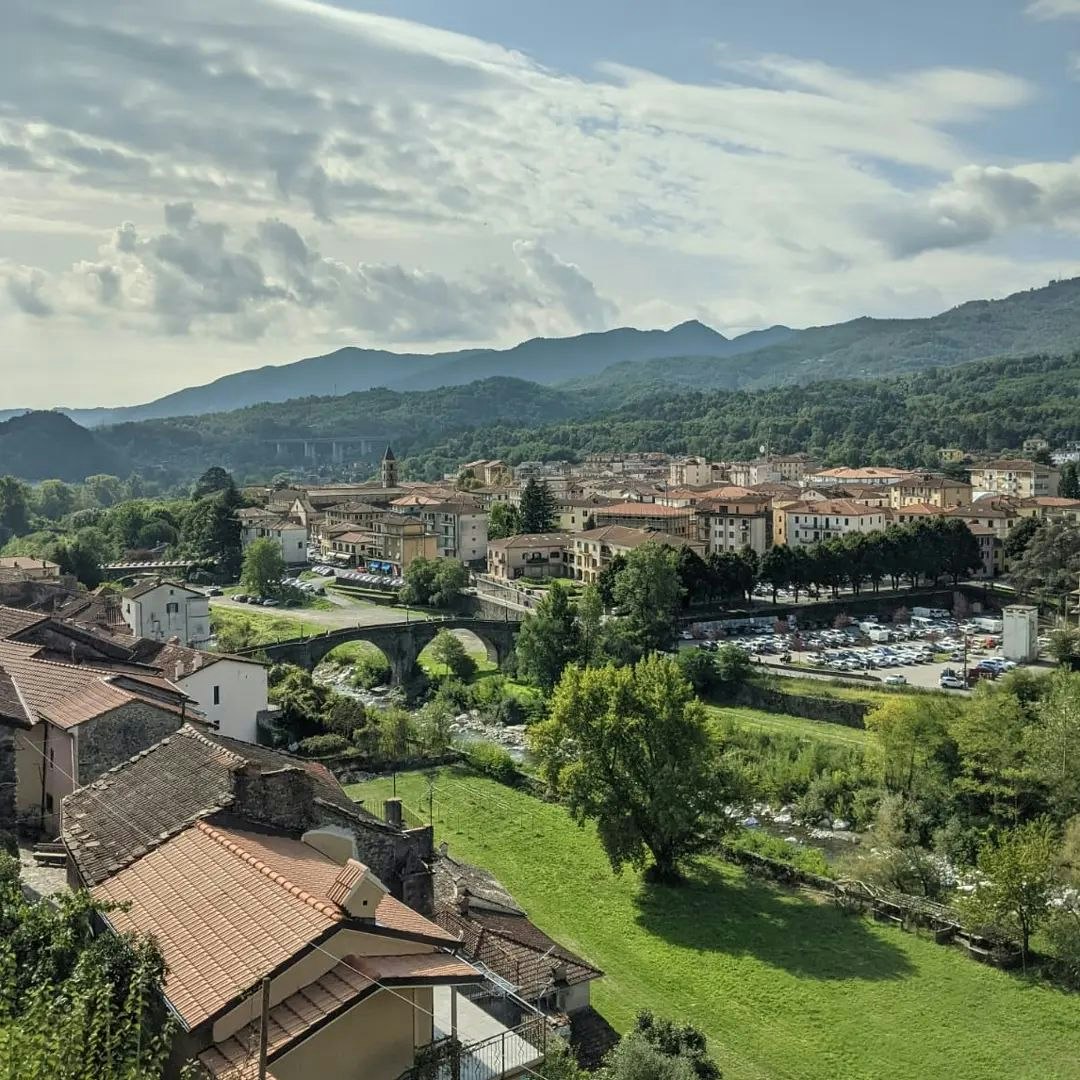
391;496;489;565
697;497;771;556
325;514;436;572
969;459;1061;499
571;526;705;585
554;495;615;532
237;508;309;566
804;466;916;488
773;500;889;548
668;457;727;487
120;579;210;645
888;473;972;509
486;533;572;582
593;501;694;539
729;455;816;487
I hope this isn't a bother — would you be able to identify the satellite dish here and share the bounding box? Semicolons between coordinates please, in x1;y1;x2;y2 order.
759;444;767;455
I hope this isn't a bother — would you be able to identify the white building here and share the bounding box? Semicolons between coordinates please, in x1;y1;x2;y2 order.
238;510;309;566
121;579;210;646
773;500;888;548
391;497;489;565
1002;605;1040;662
135;641;270;743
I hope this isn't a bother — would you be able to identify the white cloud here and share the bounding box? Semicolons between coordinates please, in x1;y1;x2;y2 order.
1026;0;1080;18
0;0;1074;405
0;204;618;344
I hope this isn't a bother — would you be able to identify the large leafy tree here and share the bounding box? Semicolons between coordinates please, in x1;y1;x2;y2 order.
613;542;684;658
400;557;469;608
961;818;1060;967
758;544;795;603
518;478;557;534
1004;516;1044;563
1010;522;1080;604
515;585;582;690
33;479;77;521
1027;669;1080;817
191;465;238;500
530;654;735;882
1060;462;1080;500
487;502;522;540
181;492;242;577
241;536;286;596
0;476;31;544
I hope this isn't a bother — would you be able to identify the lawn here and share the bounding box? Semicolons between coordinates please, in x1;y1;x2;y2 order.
209;606;325;646
756;674;940;707
705;704;872;749
346;767;1080;1080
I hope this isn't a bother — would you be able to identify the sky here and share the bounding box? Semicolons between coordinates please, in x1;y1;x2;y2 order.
1;0;1079;408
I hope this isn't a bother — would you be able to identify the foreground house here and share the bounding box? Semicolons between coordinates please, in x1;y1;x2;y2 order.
0;637;190;835
62;726;552;1079
121;579;210;646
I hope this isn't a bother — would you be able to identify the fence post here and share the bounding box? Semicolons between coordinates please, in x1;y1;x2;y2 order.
501;1030;506;1078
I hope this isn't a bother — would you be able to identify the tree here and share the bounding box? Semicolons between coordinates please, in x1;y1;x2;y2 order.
428;628;477;680
613;543;685;659
759;544;795;603
675;547;712;607
33;478;76;520
0;851;178;1078
1060;462;1080;500
52;535;105;588
83;474;126;508
962;818;1059;967
241;537;286;596
1027;669;1080;817
577;585;605;667
1004;516;1044;563
626;1012;721;1080
192;465;238;500
518;478;557;534
487;502;522;540
596;554;627;608
1010;522;1080;605
401;557;468;608
0;476;31;543
601;1012;721;1080
938;519;983;584
515;585;581;690
1047;624;1080;669
864;696;957;799
530;655;735;881
181;492;241;577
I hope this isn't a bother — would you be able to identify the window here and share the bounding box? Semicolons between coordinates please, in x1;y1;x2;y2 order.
45;793;54;813
213;685;221;705
166;602;179;614
49;748;55;770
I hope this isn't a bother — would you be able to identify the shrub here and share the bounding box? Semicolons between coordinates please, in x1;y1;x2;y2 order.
297;733;349;756
468;742;518;785
727;829;833;878
351;653;391;689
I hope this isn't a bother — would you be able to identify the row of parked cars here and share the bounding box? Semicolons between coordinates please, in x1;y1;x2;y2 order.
311;565;405;589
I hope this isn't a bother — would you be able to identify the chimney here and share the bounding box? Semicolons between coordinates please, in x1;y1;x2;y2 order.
385;798;403;828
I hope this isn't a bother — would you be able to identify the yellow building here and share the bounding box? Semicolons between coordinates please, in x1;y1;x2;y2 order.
773;500;889;548
486;533;572;581
888;473;972;509
571;525;704;585
325;514;436;572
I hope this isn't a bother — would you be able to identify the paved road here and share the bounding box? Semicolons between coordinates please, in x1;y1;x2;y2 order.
754;654;968;693
210;594;430;630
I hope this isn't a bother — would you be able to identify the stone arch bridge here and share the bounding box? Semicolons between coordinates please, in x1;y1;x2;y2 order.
245;618;521;688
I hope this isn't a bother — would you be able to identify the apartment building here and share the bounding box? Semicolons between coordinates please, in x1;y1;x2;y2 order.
773;500;889;548
571;526;704;585
969;459;1061;499
805;466;916;488
729;455;816;487
668;457;727;487
237;508;309;566
697;497;771;556
888;473;972;509
325;514;436;572
593;501;694;539
392;497;489;565
486;533;572;581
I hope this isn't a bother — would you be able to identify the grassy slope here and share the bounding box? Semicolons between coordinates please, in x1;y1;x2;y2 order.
706;705;871;749
346;768;1080;1080
209;606;325;645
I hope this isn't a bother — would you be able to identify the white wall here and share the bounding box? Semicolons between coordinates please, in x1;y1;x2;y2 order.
123;585;210;646
179;660;268;744
242;523;309;565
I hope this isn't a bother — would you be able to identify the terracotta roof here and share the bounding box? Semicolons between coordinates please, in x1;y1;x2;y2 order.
63;725;362;885
597;502;689;518
94;822;344;1028
0;666;31;727
199;953;480;1080
129;640;264;678
809;467;914;480
976;459;1047;472
487;533;570;550
0;606;48;640
0;639;183;732
780;500;886;516
573;525;690;549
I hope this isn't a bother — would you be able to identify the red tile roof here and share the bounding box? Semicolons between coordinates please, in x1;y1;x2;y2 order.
0;606;49;639
598;502;689;518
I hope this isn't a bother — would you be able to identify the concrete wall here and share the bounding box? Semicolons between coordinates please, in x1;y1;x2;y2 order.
75;701;184;787
730;682;868;728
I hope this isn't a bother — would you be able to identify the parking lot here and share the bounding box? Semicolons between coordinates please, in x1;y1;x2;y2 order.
686;614;1038;692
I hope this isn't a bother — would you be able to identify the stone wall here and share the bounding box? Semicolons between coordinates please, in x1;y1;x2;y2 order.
76;702;184;786
0;724;17;840
731;682;868;728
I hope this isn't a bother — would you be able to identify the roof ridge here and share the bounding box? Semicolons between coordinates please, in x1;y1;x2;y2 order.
195;821;344;922
178;723;251;766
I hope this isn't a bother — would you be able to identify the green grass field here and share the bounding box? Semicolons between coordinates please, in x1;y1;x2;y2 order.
346;768;1080;1080
209;606;325;646
706;705;872;749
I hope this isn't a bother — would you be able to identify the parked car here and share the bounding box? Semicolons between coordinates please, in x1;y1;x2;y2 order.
233;594;249;603
940;674;965;689
883;674;908;686
205;586;223;597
